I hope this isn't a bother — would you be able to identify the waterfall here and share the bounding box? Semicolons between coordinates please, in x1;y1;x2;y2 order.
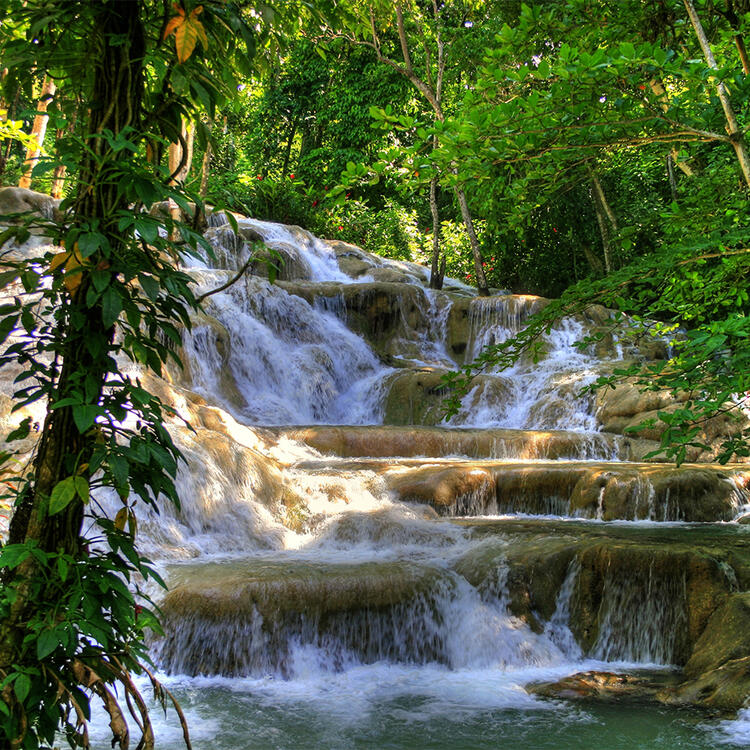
5;211;745;748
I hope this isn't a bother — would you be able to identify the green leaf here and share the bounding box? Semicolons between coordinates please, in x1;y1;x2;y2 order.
72;404;98;432
36;629;60;660
0;544;32;570
138;274;160;302
49;477;77;515
6;417;31;442
74;476;90;504
14;673;31;703
0;314;18;345
102;287;122;327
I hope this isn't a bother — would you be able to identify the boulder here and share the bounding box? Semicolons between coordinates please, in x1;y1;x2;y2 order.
0;186;58;222
595;380;749;460
383;368;451;425
529;669;682;703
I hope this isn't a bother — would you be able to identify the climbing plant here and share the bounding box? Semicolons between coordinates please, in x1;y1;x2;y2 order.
0;1;258;747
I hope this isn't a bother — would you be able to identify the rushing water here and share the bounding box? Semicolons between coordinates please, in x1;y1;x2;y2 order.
60;215;750;747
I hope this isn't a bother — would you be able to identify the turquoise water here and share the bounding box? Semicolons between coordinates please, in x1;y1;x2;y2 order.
83;666;746;750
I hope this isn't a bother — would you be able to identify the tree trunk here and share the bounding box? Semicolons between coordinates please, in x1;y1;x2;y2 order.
49;129;66;198
589;171;617;272
582;242;604;274
591;186;614;273
428;176;443;289
184;121;195;180
1;0;145;693
454;186;489;295
666;152;678;202
199;136;212;198
684;0;750;188
735;34;750;74
18;76;56;189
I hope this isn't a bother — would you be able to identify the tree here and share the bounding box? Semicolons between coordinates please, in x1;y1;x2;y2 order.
327;0;517;293
441;0;750;463
0;1;257;747
17;76;56;191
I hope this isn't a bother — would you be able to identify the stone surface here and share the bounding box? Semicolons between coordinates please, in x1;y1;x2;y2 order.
263;424;653;462
528;669;683;703
0;186;58;223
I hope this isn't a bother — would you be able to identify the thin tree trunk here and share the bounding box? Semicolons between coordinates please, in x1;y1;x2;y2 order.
18;76;56;190
591;187;614;273
281;116;298;176
588;170;618;272
428;176;443;289
49;129;66;198
183;121;195;180
667;152;678;202
648;78;695;177
735;34;750;74
368;1;489;295
455;186;489;295
590;172;618;232
684;0;750;188
199;139;212;198
582;242;604;275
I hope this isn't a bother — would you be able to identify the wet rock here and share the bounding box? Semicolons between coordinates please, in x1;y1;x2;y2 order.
528;669;683;703
263;425;647;462
279;281;433;358
595;380;748;460
386;465;496;513
370;267;411;284
684;593;750;680
453;520;749;667
153;560;445;676
383;368;451;425
569;465;746;522
446;297;471;358
449;375;514;425
666;657;750;713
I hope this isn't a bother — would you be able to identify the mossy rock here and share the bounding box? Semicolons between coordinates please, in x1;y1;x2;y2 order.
383;368;451;425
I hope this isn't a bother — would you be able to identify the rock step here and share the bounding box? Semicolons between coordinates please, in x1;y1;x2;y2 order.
260;424;658;462
288;454;750;523
153;519;750;711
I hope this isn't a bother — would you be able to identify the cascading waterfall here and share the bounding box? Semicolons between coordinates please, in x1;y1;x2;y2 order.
72;213;750;748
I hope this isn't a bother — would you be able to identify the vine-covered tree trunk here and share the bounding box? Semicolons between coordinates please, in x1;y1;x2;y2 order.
0;0;145;690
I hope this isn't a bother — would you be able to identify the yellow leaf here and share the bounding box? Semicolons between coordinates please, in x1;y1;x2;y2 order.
63;242;88;294
163;3;185;40
114;507;128;531
174;6;207;63
49;251;70;273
